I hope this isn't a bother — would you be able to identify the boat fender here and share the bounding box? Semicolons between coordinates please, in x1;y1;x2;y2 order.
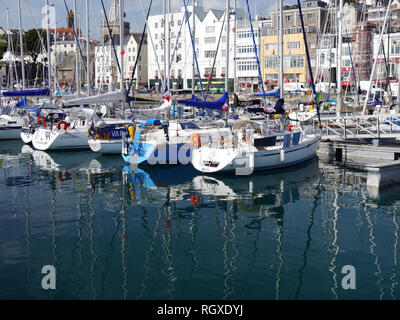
128;126;135;139
37;115;47;127
280;149;285;162
190;195;200;206
56;120;70;130
190;133;201;148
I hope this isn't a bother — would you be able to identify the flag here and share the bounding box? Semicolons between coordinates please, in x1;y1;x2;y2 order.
162;86;170;102
28;113;35;123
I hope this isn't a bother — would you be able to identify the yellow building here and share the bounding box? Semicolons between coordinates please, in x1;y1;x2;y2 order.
261;32;317;86
261;0;327;88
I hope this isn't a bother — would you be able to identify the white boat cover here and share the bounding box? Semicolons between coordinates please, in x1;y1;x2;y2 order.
64;90;124;106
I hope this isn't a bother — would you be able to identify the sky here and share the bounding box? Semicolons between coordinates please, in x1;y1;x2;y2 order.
0;0;297;39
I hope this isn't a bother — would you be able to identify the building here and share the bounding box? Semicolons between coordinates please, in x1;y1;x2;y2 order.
147;4;239;93
261;0;328;88
235;17;269;94
95;34;148;91
46;18;96;89
371;31;400;93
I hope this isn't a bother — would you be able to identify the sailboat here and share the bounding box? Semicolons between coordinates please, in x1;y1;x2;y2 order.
191;0;321;175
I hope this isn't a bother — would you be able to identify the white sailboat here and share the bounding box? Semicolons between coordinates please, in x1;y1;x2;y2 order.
191;121;320;175
31;107;95;150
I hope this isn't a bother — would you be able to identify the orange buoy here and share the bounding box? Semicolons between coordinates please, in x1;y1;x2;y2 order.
56;120;70;130
190;133;201;148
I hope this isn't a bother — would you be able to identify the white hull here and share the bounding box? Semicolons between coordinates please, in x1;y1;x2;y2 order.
192;135;321;174
21;129;34;144
32;127;89;151
88;138;122;154
0;127;22;140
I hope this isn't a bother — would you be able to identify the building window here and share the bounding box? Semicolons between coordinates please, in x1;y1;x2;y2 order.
307;13;313;20
391;40;400;54
206;26;215;33
155;23;158;28
285;15;291;22
283;55;304;68
287;42;300;49
266;43;278;51
205;67;216;74
264;56;279;69
205;51;216;58
205;37;216;44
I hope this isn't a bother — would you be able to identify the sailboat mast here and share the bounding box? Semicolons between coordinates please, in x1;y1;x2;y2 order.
233;0;237;93
167;0;171;89
336;0;343;116
192;1;195;95
278;0;283;99
362;1;392;116
120;0;126;116
74;0;80;97
163;0;167;88
18;0;26;90
6;7;13;89
86;0;90;96
43;0;51;102
225;0;230;94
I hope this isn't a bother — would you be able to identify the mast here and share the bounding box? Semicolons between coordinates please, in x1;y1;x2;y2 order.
120;0;126;116
6;7;13;89
225;0;230;94
86;0;91;96
192;1;195;95
53;20;57;95
362;1;392;116
336;0;343;116
278;0;283;99
233;0;237;93
43;0;52;102
18;0;26;90
74;0;80;97
167;0;171;90
163;0;167;89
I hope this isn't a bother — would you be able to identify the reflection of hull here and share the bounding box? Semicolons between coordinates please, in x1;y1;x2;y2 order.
32;127;89;150
193;158;320;198
89;138;122;154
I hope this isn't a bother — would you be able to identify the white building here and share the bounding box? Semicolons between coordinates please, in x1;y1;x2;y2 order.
235;17;270;93
371;32;400;94
147;4;240;93
95;33;148;90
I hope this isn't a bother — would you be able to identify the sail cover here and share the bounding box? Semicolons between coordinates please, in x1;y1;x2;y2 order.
254;88;280;98
178;92;228;110
2;88;50;97
64;90;124;106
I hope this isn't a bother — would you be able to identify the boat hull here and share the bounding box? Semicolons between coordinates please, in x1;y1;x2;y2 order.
192;135;321;174
0;126;22;140
20;127;34;144
89;138;122;154
122;142;192;165
32;128;89;151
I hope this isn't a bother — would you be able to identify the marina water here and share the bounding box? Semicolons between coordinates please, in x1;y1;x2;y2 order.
1;140;399;300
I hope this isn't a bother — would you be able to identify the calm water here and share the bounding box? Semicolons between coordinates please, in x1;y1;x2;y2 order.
0;140;400;300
